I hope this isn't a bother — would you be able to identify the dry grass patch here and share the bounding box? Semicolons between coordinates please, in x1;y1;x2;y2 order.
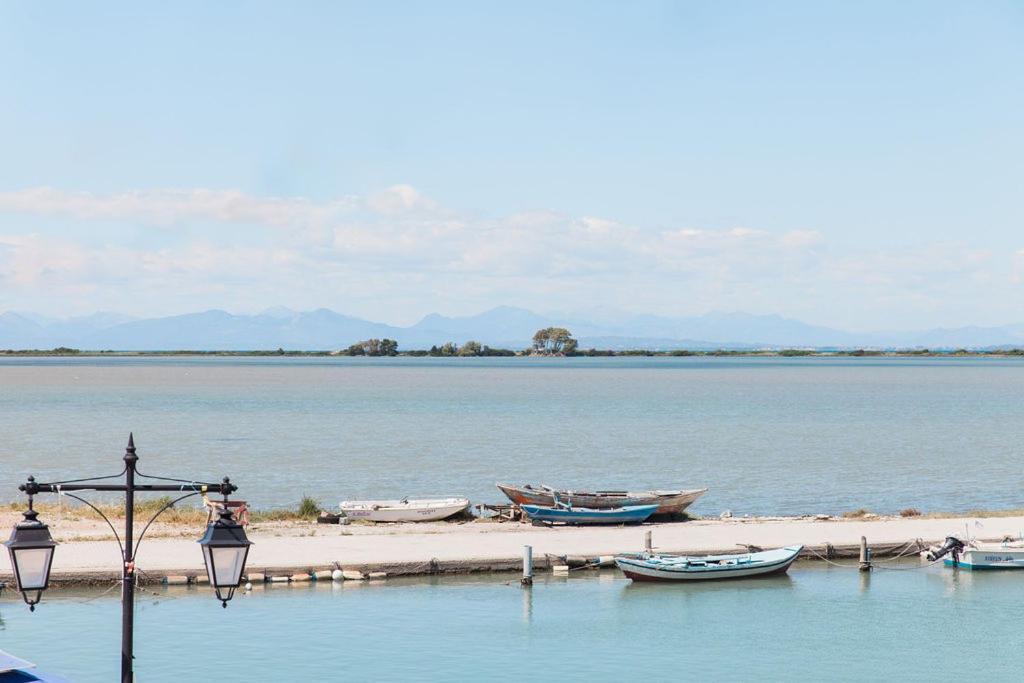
920;508;1024;520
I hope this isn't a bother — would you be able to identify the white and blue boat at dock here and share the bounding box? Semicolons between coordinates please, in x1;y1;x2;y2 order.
925;529;1024;570
943;541;1024;570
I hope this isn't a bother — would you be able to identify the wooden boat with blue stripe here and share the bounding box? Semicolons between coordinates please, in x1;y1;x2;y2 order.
615;545;803;581
521;503;659;525
497;483;707;515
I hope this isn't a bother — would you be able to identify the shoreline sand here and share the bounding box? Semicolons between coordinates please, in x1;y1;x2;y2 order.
2;512;1019;586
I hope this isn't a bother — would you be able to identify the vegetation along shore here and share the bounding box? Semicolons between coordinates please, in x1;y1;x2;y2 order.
4;325;1024;358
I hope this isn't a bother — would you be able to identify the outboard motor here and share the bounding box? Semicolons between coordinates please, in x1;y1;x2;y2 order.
926;536;966;565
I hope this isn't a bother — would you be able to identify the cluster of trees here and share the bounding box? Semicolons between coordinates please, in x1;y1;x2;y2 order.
419;341;514;357
343;338;399;356
531;327;577;356
0;347;82;355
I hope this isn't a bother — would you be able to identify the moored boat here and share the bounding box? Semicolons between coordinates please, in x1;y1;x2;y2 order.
496;483;707;515
926;536;1024;570
615;545;803;581
521;503;658;525
339;497;470;522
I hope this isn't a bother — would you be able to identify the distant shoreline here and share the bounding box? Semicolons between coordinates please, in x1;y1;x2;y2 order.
2;348;1023;358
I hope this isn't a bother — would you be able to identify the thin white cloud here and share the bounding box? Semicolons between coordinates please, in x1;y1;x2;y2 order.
0;185;1018;328
2;187;326;225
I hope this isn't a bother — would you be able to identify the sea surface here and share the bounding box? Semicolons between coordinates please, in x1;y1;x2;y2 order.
0;562;1020;682
1;355;1022;516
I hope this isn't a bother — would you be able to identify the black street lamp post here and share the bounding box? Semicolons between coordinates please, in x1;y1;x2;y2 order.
4;434;252;683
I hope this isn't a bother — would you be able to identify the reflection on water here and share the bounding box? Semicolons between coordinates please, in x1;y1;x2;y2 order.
522;584;532;623
2;561;1022;681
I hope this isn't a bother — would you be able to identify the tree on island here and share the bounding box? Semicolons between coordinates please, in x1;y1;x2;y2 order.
345;338;399;356
531;327;577;356
458;340;482;356
429;342;458;356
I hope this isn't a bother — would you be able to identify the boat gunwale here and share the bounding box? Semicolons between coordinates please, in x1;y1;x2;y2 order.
614;546;802;576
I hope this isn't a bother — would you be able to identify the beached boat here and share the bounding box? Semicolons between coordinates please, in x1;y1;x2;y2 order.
496;483;707;515
339;497;470;522
926;536;1024;570
0;650;71;682
615;545;803;581
521;503;658;525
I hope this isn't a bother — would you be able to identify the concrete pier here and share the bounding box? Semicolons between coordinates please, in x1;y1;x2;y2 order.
1;513;1015;587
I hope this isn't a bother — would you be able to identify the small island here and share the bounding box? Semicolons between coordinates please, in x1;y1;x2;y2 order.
3;327;1023;358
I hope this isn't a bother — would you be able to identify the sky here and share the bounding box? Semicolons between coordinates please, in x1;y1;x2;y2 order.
0;1;1021;330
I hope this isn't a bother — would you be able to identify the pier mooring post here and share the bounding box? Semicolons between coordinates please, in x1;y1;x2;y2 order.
521;545;533;586
859;536;872;572
644;530;653;553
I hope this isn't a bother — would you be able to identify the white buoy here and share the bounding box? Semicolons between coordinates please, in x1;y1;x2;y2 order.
331;569;344;581
521;545;533;586
244;582;253;591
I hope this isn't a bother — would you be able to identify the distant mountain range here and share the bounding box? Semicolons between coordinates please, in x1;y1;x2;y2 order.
2;306;1024;351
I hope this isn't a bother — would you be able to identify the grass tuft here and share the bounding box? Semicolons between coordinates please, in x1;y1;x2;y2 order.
297;495;321;519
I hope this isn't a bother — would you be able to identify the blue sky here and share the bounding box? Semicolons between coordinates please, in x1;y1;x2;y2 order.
0;1;1021;329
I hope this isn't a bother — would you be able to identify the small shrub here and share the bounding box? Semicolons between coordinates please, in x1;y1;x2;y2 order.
297;495;321;519
842;508;871;518
900;507;922;517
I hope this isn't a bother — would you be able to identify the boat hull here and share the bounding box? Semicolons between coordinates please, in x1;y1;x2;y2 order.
497;484;707;514
615;546;802;581
340;498;470;523
521;504;658;525
944;546;1024;570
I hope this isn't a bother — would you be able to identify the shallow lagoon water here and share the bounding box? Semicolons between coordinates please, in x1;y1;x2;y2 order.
1;355;1023;515
0;562;1019;682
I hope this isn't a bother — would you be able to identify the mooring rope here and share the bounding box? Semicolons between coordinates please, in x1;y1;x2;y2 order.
71;581;121;604
804;539;947;571
868;538;926;563
873;556;948;571
803;546;864;568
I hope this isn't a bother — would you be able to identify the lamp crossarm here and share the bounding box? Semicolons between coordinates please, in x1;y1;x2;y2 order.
132;490;203;558
21;481;236;495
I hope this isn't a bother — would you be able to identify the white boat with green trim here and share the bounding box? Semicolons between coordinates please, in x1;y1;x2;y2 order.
927;535;1024;570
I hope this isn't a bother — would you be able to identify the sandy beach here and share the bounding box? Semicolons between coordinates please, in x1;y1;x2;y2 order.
3;510;1021;584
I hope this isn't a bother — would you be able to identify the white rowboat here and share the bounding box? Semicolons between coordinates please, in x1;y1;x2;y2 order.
615;546;803;581
339;497;470;523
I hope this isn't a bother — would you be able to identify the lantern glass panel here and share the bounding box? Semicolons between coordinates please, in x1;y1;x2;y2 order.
202;546;215;585
210;546;247;587
13;547;53;590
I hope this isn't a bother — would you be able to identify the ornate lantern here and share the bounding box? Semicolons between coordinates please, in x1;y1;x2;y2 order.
198;507;252;607
5;505;57;611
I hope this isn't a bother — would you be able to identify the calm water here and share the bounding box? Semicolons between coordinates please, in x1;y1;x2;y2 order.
1;356;1022;515
0;563;1020;682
